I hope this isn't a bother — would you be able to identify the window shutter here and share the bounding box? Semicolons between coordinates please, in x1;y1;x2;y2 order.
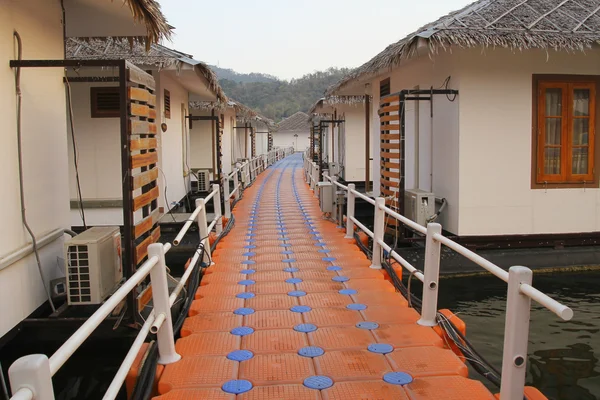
90;87;120;118
380;78;391;97
164;89;171;119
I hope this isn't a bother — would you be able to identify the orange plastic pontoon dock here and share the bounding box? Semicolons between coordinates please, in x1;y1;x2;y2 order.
154;154;496;399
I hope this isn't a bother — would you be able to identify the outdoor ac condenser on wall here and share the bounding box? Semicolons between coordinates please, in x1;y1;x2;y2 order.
64;227;122;305
405;189;435;226
196;169;211;192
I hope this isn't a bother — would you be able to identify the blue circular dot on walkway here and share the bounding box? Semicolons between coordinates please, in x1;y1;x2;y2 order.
246;233;256;237
368;343;394;354
280;243;292;247
244;245;257;249
290;305;311;313
247;239;257;243
323;257;336;262
288;290;307;297
231;326;254;336
327;266;342;271
286;278;302;284
233;307;255;316
281;250;294;255
236;292;255;299
383;372;413;385
347;303;367;310
243;252;256;257
282;259;296;263
227;350;254;362
357;322;380;330
238;280;255;286
303;376;333;390
241;260;256;265
294;323;317;333
222;380;253;394
283;267;299;272
240;269;256;275
298;346;325;358
318;249;330;253
339;288;358;295
332;276;349;282
315;242;326;247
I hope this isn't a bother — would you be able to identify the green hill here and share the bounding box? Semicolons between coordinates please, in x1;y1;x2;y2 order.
212;67;352;121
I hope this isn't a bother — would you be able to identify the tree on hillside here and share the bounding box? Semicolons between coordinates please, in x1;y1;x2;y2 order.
217;67;352;121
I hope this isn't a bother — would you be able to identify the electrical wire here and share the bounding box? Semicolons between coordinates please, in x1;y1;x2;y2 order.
157;167;177;222
13;31;56;313
64;75;87;229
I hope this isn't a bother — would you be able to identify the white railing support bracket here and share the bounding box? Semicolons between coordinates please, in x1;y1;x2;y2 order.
344;184;356;239
418;222;442;327
370;197;386;269
9;354;55;400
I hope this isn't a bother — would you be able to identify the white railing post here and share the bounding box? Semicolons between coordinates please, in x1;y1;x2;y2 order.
195;198;212;265
9;355;55;400
370;197;386;269
233;169;240;200
223;175;231;219
147;243;181;365
212;183;223;235
345;184;356;239
418;222;442;327
500;266;532;400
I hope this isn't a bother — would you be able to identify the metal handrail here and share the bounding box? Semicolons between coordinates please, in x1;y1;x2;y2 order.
303;160;573;400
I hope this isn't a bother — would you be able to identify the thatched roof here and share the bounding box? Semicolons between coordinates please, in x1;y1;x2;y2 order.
188;99;275;127
308;95;367;114
66;37;226;102
123;0;172;44
328;0;600;95
277;112;311;132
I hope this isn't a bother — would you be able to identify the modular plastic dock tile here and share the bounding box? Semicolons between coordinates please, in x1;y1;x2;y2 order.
345;279;397;292
373;324;444;348
157;355;238;393
237;384;321;400
242;328;308;354
386;347;469;378
189;297;244;315
175;332;240;356
341;268;384;280
321;381;409;400
293;270;338;280
314;350;393;381
303;307;365;327
246;294;299;310
201;273;243;285
194;284;242;299
360;306;421;325
244;309;303;330
295;280;345;293
251;271;290;282
404;376;496;400
153;388;236;400
180;312;243;335
239;353;315;385
300;293;353;308
251;281;292;294
353;292;409;306
308;326;375;350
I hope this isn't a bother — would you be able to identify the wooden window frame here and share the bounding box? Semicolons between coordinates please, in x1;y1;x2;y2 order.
380;78;391;98
531;74;599;189
90;87;120;118
164;89;171;119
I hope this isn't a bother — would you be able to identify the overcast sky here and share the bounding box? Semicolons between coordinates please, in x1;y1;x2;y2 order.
159;0;473;80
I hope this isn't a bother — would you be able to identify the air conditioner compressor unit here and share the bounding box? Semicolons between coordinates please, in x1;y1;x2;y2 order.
64;227;122;305
195;169;211;192
404;189;435;227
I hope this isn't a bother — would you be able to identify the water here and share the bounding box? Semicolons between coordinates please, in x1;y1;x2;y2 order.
438;271;600;400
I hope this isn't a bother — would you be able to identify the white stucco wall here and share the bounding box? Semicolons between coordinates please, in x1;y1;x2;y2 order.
330;104;365;182
0;0;70;337
456;47;600;236
273;130;310;152
366;51;460;233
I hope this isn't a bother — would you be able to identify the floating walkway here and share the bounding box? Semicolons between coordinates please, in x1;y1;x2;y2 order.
155;154;495;399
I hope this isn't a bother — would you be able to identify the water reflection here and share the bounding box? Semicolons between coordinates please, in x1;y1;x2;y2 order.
530;344;599;400
438;271;600;400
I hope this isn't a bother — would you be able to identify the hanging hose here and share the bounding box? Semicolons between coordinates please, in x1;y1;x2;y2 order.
130;341;158;400
13;31;56;313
